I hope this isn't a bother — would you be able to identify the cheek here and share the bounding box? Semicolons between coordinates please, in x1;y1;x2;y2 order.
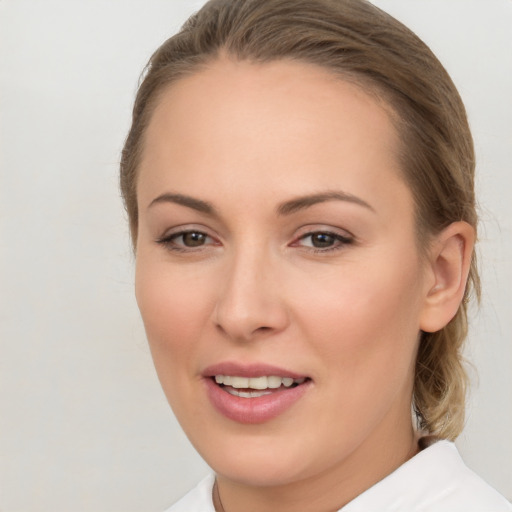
295;252;424;377
288;256;423;448
134;257;221;426
134;258;213;368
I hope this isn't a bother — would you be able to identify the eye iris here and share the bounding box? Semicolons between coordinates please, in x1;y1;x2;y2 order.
182;232;206;247
311;233;334;248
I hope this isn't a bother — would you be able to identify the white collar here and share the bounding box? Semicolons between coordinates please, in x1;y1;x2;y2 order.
341;440;510;511
166;440;511;511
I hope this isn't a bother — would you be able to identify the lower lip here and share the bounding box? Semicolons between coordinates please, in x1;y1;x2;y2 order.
204;378;311;424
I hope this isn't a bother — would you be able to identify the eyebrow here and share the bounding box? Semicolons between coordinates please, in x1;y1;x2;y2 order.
148;190;375;217
277;191;375;215
148;193;218;217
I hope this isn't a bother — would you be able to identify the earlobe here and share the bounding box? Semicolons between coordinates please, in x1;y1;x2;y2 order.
419;221;475;333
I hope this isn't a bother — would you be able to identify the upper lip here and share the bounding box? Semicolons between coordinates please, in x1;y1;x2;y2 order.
202;362;308;379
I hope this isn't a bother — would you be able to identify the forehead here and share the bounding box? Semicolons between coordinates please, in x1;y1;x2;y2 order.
138;57;410;219
143;56;398;153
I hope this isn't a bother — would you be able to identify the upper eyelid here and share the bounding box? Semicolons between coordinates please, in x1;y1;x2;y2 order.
156;229;220;253
155;228;219;250
169;230;213;241
298;228;352;237
158;224;217;239
293;232;353;245
293;224;355;239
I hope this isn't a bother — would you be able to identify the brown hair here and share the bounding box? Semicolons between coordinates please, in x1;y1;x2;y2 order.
120;0;479;440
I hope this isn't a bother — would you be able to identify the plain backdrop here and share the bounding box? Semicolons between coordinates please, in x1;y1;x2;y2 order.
1;1;511;510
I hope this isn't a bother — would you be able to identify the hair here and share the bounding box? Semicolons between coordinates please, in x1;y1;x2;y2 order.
120;0;480;440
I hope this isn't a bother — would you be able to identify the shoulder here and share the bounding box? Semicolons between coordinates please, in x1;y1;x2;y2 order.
342;440;512;512
163;474;216;512
428;441;512;511
430;441;512;511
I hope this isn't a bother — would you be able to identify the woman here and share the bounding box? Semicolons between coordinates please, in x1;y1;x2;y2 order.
120;0;511;510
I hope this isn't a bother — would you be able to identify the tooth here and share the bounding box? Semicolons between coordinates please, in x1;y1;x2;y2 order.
231;376;249;389
248;376;268;389
250;390;272;397
282;377;294;387
216;374;306;390
267;376;282;389
225;388;273;398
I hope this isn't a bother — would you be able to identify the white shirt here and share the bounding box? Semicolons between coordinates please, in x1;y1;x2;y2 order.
165;440;511;511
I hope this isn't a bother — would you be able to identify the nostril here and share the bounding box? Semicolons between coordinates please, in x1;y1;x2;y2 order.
212;288;290;340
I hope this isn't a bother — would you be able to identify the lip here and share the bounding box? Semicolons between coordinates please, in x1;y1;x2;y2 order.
202;362;312;424
202;362;308;379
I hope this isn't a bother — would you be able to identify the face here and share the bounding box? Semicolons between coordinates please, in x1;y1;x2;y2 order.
135;58;431;490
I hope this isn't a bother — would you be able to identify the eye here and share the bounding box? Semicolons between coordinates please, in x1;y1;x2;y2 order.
156;229;217;251
305;232;337;248
293;230;353;252
176;231;209;247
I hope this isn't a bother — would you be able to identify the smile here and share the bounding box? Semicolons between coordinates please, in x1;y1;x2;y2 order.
214;375;307;398
203;364;312;424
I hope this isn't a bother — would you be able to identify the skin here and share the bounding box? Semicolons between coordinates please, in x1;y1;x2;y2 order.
134;57;474;512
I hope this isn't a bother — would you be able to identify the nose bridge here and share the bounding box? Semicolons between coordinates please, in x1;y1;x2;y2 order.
213;241;288;340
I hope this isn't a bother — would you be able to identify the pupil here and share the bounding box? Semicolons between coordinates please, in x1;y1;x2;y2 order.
312;233;334;248
183;232;205;247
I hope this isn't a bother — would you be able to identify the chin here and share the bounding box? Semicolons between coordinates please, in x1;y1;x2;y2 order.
187;414;344;488
206;444;312;487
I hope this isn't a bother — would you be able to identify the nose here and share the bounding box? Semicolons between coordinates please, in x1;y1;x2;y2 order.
212;249;290;342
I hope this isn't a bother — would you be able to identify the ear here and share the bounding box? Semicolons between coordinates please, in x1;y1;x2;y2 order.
419;221;475;333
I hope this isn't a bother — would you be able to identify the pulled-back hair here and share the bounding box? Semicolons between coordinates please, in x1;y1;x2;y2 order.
120;0;480;440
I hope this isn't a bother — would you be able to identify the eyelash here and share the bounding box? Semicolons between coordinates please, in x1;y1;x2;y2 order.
293;231;354;253
156;230;217;252
155;229;354;253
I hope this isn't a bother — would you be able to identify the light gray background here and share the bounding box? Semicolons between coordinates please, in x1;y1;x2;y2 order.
1;1;510;510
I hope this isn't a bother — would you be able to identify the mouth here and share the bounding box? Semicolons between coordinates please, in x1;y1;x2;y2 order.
202;364;312;424
212;375;308;398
